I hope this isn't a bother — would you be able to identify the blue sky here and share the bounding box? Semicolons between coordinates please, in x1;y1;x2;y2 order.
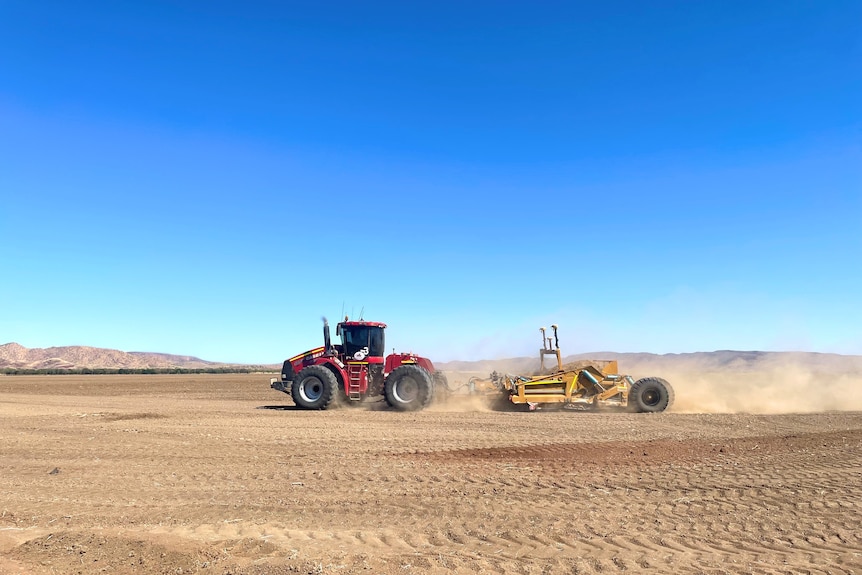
1;1;860;364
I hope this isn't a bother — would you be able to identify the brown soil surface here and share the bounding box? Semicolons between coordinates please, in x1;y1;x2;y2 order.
1;374;860;574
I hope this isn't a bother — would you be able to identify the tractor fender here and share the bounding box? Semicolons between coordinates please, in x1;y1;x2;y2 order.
286;346;327;379
316;359;347;392
287;355;348;394
384;353;436;376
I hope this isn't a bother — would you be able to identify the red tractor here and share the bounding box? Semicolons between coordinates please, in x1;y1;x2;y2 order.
271;318;446;411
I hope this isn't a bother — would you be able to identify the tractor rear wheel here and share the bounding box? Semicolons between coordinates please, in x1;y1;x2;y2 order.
629;377;674;413
291;365;339;410
384;365;434;411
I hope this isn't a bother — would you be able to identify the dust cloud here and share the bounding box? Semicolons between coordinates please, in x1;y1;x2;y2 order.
434;357;862;414
428;393;496;413
623;352;862;413
653;366;862;414
427;372;499;413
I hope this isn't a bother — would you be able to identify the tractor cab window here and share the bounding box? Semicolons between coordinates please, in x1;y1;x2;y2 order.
342;325;385;360
369;327;384;357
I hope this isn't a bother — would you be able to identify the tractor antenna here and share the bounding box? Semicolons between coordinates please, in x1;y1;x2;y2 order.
340;302;344;321
359;306;364;320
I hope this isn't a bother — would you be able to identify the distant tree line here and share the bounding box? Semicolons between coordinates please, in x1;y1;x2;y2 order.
0;367;278;375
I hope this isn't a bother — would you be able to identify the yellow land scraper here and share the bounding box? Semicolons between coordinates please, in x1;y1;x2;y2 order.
472;325;674;412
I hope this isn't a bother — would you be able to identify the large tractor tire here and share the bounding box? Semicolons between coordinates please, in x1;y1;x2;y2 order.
291;365;339;410
384;365;434;411
629;377;674;413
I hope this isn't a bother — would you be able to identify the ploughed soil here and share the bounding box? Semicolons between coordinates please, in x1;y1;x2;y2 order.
0;374;860;574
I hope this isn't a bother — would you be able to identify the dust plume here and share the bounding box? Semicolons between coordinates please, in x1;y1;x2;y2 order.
433;352;862;414
428;393;497;413
655;367;862;414
626;353;862;414
426;371;498;413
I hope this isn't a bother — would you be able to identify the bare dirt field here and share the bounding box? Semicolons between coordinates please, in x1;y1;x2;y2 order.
1;374;860;574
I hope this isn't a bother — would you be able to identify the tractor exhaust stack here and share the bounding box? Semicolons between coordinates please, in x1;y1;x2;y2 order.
322;317;332;355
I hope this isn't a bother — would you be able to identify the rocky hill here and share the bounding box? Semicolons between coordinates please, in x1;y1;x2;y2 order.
0;342;222;370
3;342;861;375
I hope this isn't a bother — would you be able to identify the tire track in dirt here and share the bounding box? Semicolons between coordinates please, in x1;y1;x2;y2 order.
3;376;862;574
391;429;862;572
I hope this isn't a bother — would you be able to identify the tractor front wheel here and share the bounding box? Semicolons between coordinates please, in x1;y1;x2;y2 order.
384;365;434;411
629;377;674;413
291;365;339;410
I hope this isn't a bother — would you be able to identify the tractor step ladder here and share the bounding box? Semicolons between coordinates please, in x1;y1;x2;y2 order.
347;364;363;400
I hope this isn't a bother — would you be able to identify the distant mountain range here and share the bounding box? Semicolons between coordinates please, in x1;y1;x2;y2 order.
2;342;860;375
0;342;224;370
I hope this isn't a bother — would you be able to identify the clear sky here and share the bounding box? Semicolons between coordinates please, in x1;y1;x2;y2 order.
1;1;860;364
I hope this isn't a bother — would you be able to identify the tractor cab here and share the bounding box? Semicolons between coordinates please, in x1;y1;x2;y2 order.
336;320;386;362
